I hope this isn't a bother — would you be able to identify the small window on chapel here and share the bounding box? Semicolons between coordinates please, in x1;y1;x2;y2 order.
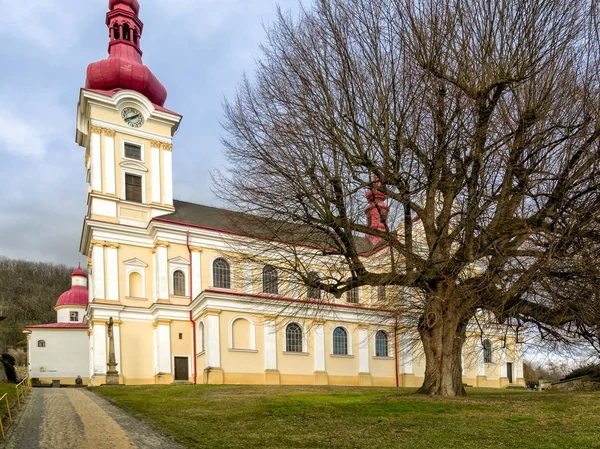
124;143;142;160
38;340;46;348
70;311;79;322
125;174;143;203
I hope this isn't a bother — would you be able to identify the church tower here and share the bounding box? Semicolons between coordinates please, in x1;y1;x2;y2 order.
76;0;181;229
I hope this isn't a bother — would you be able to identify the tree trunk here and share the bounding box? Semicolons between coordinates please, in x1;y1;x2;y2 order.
415;298;468;397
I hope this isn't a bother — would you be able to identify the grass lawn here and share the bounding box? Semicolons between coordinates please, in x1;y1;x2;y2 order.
95;385;600;449
0;383;19;419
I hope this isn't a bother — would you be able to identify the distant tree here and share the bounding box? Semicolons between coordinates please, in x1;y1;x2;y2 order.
218;0;600;396
0;257;73;351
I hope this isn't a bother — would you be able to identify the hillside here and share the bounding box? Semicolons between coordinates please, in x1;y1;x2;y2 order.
0;257;74;351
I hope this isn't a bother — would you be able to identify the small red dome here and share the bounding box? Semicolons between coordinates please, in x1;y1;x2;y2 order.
72;267;87;278
109;0;140;14
56;286;89;308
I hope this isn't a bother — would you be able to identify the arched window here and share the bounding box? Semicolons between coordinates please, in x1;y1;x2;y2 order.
173;270;186;296
113;23;120;40
375;330;388;357
197;322;204;353
37;340;46;348
213;258;231;289
333;327;348;355
133;29;139;45
306;272;321;300
377;285;386;302
483;339;493;363
129;272;143;298
123;23;131;41
262;265;278;294
230;318;254;350
346;288;359;304
285;323;303;353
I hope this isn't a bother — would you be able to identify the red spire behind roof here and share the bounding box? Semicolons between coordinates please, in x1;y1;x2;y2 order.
365;179;389;245
85;0;167;106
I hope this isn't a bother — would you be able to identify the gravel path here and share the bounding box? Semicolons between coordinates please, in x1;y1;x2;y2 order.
4;388;182;449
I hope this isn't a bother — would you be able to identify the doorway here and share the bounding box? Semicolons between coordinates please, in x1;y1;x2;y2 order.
174;357;189;381
507;362;513;383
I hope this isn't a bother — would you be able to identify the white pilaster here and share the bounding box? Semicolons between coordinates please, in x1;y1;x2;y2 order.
403;333;413;374
163;150;173;206
106;246;119;301
265;320;277;370
515;344;524;379
153;327;159;374
92;245;105;300
151;145;161;203
244;260;252;293
156;246;168;300
156;323;171;373
358;328;369;373
93;323;107;374
314;324;325;371
104;135;116;194
90;132;102;191
191;250;202;299
114;324;121;369
500;346;507;377
206;314;221;368
290;274;298;299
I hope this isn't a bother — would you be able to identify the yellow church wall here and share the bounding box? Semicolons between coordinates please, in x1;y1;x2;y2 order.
218;311;266;375
117;244;155;306
88;104;174;137
119;321;156;383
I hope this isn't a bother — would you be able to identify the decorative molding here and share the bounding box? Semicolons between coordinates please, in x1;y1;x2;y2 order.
90;240;106;247
168;256;189;265
89;125;102;134
154;241;170;248
119;160;148;173
123;257;148;267
161;143;173;151
104;128;116;137
87;258;92;268
189;246;203;253
105;242;120;249
150;140;162;149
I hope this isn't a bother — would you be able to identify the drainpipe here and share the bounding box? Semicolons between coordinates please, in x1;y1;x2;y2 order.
187;231;198;385
394;316;399;387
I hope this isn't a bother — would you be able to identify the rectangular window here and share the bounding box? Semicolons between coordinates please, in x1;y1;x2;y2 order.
346;288;359;304
70;311;79;322
125;174;143;202
124;143;142;160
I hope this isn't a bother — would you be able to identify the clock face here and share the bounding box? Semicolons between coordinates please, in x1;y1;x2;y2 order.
121;107;145;128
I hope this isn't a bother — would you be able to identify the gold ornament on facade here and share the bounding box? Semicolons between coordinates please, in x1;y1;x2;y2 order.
105;242;120;249
189;246;203;253
154;241;170;248
150;140;162;149
161;143;173;151
104;128;116;137
89;125;103;134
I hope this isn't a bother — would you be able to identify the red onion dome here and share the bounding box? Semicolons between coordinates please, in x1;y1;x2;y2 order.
109;0;140;14
85;0;168;106
56;286;89;308
72;267;87;278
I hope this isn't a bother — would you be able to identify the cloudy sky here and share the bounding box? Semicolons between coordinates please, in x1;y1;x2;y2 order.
0;0;298;265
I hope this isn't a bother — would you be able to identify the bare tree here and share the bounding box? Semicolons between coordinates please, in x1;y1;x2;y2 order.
216;0;600;396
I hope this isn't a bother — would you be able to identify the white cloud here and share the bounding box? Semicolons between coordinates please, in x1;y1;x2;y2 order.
0;0;102;50
0;90;70;158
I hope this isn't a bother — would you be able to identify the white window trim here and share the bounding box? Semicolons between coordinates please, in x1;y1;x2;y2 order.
124;259;147;299
122;138;145;163
345;287;361;304
211;256;234;290
331;325;353;356
373;329;392;358
282;321;308;353
169;257;190;297
262;265;279;294
197;321;205;355
228;315;256;350
120;162;147;204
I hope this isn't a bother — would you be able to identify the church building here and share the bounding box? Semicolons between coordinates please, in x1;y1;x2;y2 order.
26;0;524;388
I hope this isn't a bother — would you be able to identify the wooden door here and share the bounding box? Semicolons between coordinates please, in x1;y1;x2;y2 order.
507;362;513;383
174;357;189;381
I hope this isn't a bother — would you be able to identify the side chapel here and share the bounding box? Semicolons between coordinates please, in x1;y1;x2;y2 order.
25;0;524;388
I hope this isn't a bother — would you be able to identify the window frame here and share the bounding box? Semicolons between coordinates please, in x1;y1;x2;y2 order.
375;330;389;357
346;288;360;304
332;326;351;356
306;272;322;300
124;172;143;203
262;265;279;295
284;322;304;353
70;311;79;322
124;258;147;299
212;257;232;289
172;270;186;297
37;340;46;348
483;339;493;363
122;139;145;163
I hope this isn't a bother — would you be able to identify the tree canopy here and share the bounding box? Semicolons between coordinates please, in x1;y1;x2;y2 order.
218;0;600;396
